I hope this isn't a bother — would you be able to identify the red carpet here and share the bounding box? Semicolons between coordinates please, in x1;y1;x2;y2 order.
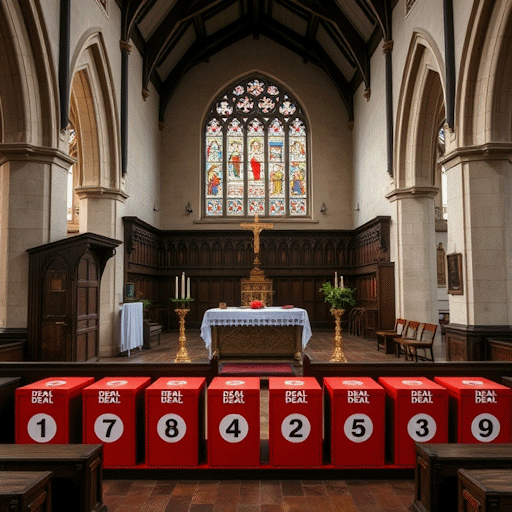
219;363;295;376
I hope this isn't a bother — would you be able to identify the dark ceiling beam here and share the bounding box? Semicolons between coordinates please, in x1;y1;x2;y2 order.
248;0;261;38
121;0;147;41
365;0;392;41
193;14;207;42
306;14;320;42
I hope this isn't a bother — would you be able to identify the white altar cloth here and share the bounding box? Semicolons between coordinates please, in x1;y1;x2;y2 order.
120;302;143;356
200;307;312;356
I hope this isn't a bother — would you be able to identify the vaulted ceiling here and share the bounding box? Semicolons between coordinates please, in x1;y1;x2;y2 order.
119;0;394;121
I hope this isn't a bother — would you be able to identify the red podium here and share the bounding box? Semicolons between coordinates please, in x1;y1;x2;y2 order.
83;377;150;467
324;377;385;467
15;377;94;444
434;376;512;443
207;377;260;467
145;377;206;466
378;377;448;466
269;378;322;467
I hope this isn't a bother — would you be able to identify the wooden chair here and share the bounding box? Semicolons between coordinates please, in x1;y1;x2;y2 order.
375;318;407;353
394;320;421;358
399;323;438;362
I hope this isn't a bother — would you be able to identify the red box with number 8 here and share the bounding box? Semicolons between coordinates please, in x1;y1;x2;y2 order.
269;377;322;467
207;377;260;467
82;377;150;467
378;377;448;466
434;376;511;443
145;377;206;466
324;377;385;467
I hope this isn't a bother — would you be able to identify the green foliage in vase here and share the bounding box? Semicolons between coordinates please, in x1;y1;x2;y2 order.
141;299;151;309
319;282;356;310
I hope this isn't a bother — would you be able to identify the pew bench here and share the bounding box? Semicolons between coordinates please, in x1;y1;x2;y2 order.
0;471;52;512
0;444;106;512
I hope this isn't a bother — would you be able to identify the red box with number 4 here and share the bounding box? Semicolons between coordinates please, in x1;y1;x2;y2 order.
16;377;94;444
145;377;206;466
269;377;322;467
434;376;511;443
324;377;385;467
82;377;150;467
378;377;448;466
207;377;260;467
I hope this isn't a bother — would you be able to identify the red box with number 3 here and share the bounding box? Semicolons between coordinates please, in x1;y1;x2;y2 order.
82;377;150;467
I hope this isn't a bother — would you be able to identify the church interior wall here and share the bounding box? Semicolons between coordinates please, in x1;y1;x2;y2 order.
159;36;353;231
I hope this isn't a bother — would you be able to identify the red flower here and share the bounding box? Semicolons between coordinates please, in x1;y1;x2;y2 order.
250;300;264;309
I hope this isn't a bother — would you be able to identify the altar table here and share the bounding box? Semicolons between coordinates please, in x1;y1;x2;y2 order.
200;307;312;367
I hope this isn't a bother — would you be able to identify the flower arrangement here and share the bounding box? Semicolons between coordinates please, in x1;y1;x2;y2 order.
319;282;356;311
140;299;151;309
250;300;265;309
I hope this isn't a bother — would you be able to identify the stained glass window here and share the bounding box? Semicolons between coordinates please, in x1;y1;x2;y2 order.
203;76;308;218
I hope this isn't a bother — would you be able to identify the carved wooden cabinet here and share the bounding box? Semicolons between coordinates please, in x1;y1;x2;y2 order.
27;233;121;361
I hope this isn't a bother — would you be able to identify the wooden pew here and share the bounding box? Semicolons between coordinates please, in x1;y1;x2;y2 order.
458;469;512;511
410;443;512;512
0;471;52;512
0;377;21;443
0;444;106;512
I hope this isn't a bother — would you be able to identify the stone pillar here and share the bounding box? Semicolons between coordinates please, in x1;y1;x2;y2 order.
386;187;439;324
0;144;73;329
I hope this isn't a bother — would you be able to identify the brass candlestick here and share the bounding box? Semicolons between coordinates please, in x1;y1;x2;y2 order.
171;298;194;363
330;308;347;362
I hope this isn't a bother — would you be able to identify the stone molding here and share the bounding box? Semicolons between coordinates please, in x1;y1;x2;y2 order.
385;186;439;202
439;142;512;170
75;186;129;202
0;143;76;170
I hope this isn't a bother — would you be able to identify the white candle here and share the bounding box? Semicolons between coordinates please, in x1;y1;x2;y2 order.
334;272;338;288
181;272;185;299
187;277;190;299
340;276;344;288
175;276;178;299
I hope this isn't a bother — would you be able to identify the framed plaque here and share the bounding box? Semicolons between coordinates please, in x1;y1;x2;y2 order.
447;253;463;295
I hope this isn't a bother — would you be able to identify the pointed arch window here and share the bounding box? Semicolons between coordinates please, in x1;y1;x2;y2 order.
204;76;309;218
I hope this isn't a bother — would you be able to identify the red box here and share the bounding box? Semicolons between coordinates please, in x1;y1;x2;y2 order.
434;376;512;443
324;377;385;467
207;377;260;467
145;377;206;466
269;377;322;467
15;377;94;444
83;377;150;467
378;377;448;466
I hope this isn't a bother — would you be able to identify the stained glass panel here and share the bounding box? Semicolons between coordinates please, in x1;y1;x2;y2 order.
227;117;244;216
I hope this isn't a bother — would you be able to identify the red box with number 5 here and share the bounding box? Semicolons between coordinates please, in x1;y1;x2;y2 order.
378;377;448;466
16;377;94;444
434;376;511;443
145;377;206;466
324;377;385;467
207;377;260;467
83;377;150;467
269;377;322;467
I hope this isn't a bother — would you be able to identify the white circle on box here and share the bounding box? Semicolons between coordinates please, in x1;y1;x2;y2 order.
94;414;124;443
344;414;373;443
407;413;437;442
225;380;245;386
157;413;187;443
342;380;364;386
284;380;305;386
27;413;57;443
166;380;188;386
281;414;311;443
106;380;128;387
45;380;67;387
462;380;484;386
219;414;249;443
402;380;424;386
471;413;500;442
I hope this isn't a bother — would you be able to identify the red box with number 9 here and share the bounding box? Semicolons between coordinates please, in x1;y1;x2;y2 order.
269;377;322;467
324;377;385;467
207;377;260;467
82;377;150;467
145;377;206;466
434;376;511;443
378;377;448;466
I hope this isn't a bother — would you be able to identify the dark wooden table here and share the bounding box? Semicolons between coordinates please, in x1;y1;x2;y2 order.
411;443;512;512
0;377;21;443
0;444;106;512
458;469;512;511
0;471;52;512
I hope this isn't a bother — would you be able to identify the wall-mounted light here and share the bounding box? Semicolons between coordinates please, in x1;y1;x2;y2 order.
185;202;193;214
354;202;360;212
320;202;327;214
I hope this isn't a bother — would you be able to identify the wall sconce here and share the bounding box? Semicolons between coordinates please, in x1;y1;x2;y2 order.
185;202;193;214
320;202;327;214
354;202;360;212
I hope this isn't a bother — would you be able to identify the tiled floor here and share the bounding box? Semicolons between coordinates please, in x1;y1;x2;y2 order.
101;329;443;511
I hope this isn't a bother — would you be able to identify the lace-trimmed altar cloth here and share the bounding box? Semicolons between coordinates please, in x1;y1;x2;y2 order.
200;307;312;356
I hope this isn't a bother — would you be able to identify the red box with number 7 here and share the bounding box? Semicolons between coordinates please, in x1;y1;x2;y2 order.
434;376;511;443
324;377;385;467
145;377;206;466
82;377;150;467
269;377;322;467
378;377;448;466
